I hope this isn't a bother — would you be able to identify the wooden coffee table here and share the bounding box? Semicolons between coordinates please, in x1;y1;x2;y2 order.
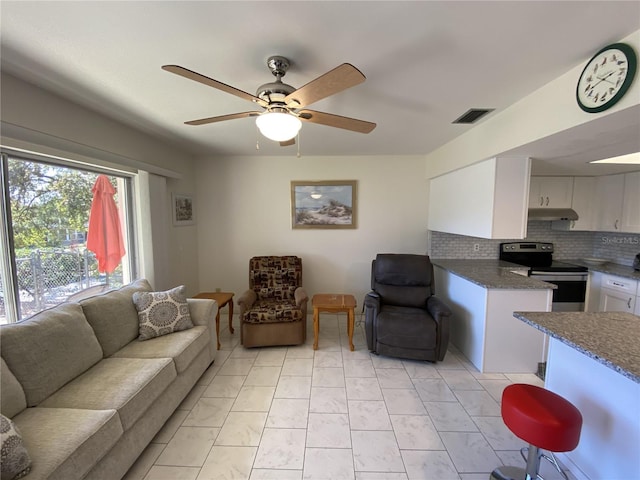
312;293;357;351
193;292;234;350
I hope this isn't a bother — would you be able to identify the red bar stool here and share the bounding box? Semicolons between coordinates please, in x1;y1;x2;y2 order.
490;383;582;480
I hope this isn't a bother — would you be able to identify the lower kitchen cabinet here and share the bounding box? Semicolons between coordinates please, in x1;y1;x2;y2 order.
599;274;637;314
600;288;636;313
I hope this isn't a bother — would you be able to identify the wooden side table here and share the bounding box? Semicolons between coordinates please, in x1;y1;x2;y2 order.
312;293;357;351
193;292;234;350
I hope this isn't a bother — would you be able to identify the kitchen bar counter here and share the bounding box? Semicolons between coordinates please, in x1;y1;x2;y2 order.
433;261;553;373
513;310;640;479
564;258;640;281
513;311;640;383
431;259;556;289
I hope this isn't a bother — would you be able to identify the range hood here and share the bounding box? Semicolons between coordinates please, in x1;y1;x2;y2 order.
528;208;579;221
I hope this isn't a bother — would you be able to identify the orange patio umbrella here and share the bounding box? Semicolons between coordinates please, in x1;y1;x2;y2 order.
87;175;126;274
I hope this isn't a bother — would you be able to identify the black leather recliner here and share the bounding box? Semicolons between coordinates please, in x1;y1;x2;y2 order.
364;254;451;362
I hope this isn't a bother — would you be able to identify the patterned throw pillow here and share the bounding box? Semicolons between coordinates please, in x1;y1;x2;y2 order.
0;414;31;480
132;285;194;341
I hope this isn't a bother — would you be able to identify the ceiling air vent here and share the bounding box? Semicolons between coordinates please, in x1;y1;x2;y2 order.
452;108;495;124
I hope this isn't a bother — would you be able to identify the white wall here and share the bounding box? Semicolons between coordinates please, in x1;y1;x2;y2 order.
424;30;640;179
166;174;200;294
0;73;200;291
195;154;428;304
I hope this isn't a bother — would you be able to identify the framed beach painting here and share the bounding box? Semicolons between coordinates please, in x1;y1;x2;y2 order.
291;180;357;229
172;193;195;226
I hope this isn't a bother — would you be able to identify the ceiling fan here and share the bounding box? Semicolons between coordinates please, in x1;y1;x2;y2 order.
162;56;376;146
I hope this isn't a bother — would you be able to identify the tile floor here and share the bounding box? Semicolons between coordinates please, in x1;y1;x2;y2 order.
123;314;577;480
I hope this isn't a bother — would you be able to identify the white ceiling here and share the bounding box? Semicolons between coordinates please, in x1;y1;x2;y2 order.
1;1;639;175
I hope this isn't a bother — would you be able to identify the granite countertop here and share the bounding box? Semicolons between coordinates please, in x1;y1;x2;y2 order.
514;311;640;383
432;259;556;290
563;259;640;281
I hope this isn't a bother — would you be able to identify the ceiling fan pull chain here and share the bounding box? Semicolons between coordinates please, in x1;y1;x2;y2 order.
256;126;260;150
297;133;301;158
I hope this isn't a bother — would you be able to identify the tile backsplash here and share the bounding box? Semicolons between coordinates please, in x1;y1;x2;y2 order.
592;232;640;265
428;222;639;266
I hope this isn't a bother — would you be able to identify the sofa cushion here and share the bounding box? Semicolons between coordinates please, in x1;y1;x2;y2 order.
133;285;194;341
12;407;122;480
0;303;103;407
80;278;152;357
39;357;175;431
112;326;209;373
0;414;31;479
0;358;26;418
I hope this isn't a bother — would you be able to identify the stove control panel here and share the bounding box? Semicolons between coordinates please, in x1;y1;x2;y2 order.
500;242;553;253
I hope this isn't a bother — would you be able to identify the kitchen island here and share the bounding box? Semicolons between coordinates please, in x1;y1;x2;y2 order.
514;311;640;480
432;259;555;373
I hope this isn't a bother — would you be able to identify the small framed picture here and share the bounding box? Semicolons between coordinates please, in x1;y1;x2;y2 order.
291;180;357;229
172;193;195;226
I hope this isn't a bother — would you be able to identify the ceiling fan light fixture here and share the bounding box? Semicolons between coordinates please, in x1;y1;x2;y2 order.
256;112;302;142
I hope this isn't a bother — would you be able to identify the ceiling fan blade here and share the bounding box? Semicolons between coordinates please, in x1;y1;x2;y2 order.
162;65;268;107
299;110;376;134
284;63;366;108
185;111;261;126
280;138;296;147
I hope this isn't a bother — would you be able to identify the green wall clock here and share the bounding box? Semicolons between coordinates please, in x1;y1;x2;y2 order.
576;42;637;113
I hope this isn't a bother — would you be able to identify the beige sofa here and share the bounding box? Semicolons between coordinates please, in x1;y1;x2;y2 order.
0;279;218;480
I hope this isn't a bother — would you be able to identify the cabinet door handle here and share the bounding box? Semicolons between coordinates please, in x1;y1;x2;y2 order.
628;298;632;309
539;196;544;206
615;219;619;230
545;196;550;206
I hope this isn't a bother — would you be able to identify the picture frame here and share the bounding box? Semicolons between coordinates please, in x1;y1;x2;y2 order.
291;180;357;229
172;193;195;226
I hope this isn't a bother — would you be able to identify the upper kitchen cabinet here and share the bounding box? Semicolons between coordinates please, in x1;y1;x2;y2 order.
595;174;624;232
552;176;597;231
621;171;640;233
528;176;573;209
428;157;530;239
595;172;640;233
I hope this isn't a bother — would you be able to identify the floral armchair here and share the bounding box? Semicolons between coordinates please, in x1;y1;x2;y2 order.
237;256;308;348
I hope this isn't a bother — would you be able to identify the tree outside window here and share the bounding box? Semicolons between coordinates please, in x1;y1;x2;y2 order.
1;154;132;323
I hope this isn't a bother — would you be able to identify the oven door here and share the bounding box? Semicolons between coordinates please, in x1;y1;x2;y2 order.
530;272;587;312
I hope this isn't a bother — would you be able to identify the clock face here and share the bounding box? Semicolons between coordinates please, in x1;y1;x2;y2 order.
576;43;637;113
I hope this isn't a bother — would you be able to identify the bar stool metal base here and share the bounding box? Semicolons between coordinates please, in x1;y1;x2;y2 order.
489;465;528;480
489;445;569;480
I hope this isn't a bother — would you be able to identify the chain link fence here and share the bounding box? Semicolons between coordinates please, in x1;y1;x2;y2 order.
1;248;123;322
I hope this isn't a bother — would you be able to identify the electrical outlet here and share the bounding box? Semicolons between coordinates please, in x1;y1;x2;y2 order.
473;244;480;252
